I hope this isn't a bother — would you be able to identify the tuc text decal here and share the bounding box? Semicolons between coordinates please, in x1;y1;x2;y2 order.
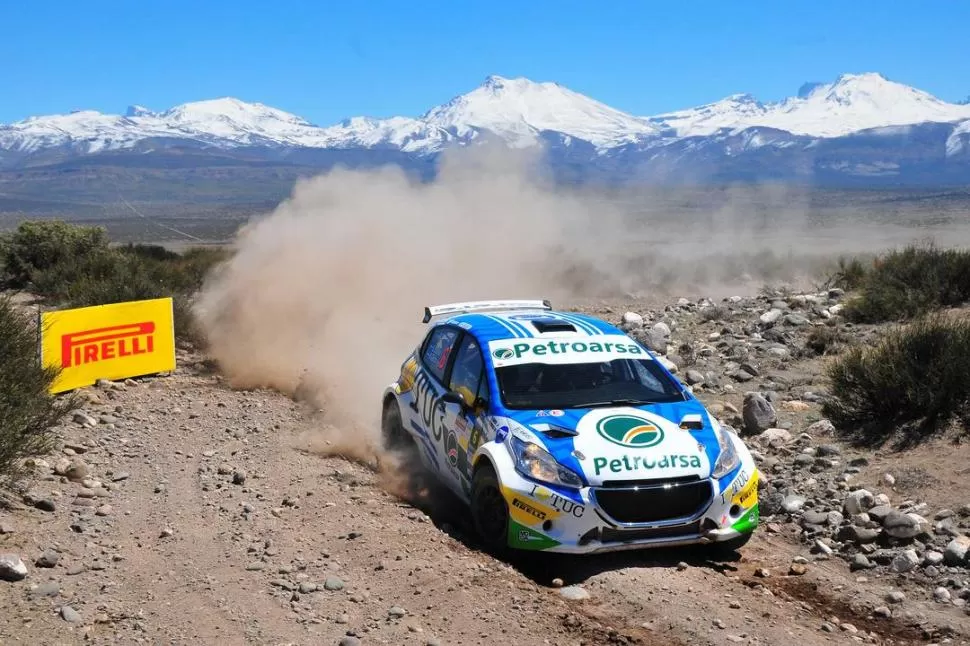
40;298;176;394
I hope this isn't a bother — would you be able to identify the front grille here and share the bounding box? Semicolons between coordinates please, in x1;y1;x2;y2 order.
593;479;713;524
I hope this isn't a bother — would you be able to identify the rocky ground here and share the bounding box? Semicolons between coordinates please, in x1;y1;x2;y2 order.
2;289;970;645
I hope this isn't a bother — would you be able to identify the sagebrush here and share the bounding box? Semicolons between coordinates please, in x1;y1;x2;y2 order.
844;243;970;322
823;313;970;446
0;222;230;345
0;295;78;486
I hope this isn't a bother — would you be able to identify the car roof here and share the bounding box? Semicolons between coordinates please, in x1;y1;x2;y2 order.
436;308;624;343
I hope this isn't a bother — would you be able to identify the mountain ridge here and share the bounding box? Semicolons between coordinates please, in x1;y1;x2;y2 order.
2;72;969;186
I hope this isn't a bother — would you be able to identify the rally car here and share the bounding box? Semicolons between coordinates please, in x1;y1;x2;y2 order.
380;300;759;555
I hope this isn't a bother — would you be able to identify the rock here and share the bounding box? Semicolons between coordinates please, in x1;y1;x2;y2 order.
874;606;892;619
636;328;668;354
338;638;361;646
299;582;317;594
742;393;776;435
64;460;89;482
923;551;945;567
232;470;247;485
837;525;880;544
759;309;783;325
944;536;970;566
805;419;835;435
621;312;643;329
888;550;920;574
933;587;952;603
781;400;811;412
685;370;705;386
886;590;906;604
72;412;96;427
781;495;806;513
783;314;810;326
882;473;896;487
843;489;875;516
883;511;922;540
652;322;671;337
551;577;564;588
658;356;678;374
867;505;893;522
60;605;82;623
388;606;408;618
0;521;13;534
323;576;345;591
558;585;590;601
801;510;829;527
34;498;56;513
32;581;60;597
789;563;808;576
35;550;59;568
0;554;28;581
850;554;873;571
756;428;792;445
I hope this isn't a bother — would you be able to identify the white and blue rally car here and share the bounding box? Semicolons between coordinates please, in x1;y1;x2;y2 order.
381;300;759;554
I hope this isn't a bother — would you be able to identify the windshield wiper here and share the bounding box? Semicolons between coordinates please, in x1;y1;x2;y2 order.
572;398;652;408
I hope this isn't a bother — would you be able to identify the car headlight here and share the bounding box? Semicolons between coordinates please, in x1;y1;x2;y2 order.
508;434;584;489
712;422;741;479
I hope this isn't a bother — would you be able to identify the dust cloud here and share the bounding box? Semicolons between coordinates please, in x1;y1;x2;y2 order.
191;143;956;470
192;144;632;466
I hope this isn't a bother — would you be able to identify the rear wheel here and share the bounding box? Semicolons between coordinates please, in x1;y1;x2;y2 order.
381;399;409;451
471;464;509;554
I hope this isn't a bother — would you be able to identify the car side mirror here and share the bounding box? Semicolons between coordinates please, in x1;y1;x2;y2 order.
440;391;465;408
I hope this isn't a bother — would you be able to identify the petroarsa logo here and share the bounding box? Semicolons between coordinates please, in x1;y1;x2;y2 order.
595;414;664;448
492;347;514;360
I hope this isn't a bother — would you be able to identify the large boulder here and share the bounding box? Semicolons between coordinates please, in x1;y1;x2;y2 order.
742;392;776;435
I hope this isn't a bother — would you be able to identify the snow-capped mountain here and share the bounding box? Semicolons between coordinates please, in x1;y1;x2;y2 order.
650;73;970;138
2;72;969;186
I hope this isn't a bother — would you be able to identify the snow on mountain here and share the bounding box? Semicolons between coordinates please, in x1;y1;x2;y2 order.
3;72;970;164
421;75;660;148
652;73;970;138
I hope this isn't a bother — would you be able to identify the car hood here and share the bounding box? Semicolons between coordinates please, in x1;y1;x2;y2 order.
498;399;722;487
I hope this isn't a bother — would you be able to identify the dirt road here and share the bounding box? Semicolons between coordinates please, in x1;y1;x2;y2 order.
2;342;968;646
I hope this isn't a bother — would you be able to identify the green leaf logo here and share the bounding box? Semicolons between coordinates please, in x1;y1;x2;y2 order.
595;414;664;448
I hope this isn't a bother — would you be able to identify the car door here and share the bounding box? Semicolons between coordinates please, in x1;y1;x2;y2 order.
441;333;489;496
402;325;461;479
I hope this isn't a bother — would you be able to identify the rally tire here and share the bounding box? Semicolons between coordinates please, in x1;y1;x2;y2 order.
381;399;409;451
470;463;510;554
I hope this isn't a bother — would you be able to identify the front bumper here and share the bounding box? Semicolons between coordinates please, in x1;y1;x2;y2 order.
494;447;760;554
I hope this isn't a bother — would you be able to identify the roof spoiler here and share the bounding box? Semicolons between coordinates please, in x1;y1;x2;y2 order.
422;299;552;324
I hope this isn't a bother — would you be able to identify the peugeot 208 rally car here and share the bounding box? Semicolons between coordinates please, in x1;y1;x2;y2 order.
380;300;759;554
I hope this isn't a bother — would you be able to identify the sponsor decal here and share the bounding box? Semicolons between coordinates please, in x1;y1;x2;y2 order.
508;520;560;550
549;409;564;417
592;453;703;476
503;486;559;526
730;504;759;534
730;469;759;508
488;335;647;366
595;414;664;448
40;298;176;394
495;425;509;443
530;484;585;518
511;497;548;521
398;357;418;393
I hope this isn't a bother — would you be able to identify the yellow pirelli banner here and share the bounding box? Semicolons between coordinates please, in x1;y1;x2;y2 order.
40;297;177;394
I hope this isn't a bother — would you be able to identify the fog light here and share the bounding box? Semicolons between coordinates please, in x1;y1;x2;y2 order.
542;520;553;532
729;504;742;517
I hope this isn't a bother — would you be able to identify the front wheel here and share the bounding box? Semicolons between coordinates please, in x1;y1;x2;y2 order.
470;464;509;554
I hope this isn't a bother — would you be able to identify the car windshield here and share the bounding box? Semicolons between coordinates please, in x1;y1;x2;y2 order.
495;358;687;410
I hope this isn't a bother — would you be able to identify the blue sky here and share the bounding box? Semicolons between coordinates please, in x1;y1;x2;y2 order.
4;0;967;124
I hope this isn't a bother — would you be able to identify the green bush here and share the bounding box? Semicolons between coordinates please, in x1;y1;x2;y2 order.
844;243;970;323
1;220;230;345
1;220;109;289
826;255;869;291
804;324;854;356
822;313;970;446
0;295;78;486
